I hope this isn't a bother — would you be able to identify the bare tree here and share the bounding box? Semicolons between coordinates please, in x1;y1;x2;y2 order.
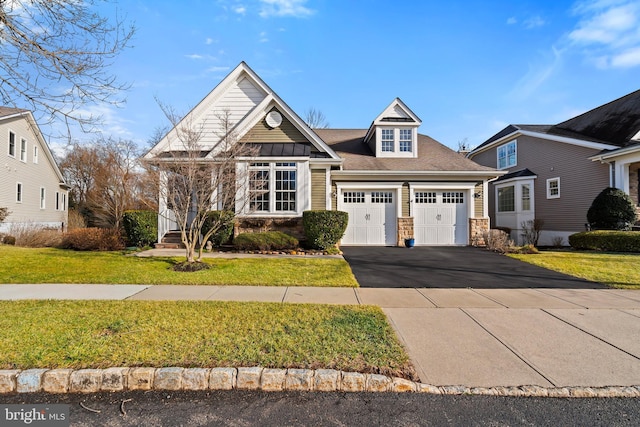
304;107;329;129
0;0;134;134
147;103;259;264
59;141;101;218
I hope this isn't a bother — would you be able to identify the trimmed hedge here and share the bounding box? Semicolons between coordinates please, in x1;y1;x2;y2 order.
203;211;235;247
303;210;349;250
568;231;640;252
233;231;299;251
60;228;125;251
122;210;157;247
587;187;637;230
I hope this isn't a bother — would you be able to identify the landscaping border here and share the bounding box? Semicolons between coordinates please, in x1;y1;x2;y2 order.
1;367;639;398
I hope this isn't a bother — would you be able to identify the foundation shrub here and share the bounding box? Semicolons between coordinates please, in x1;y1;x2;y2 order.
60;228;125;251
203;211;235;247
233;231;299;251
303;210;348;250
568;230;640;253
122;210;158;247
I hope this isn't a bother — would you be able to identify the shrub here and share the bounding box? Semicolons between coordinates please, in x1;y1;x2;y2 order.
0;207;10;223
203;211;235;247
587;187;637;230
303;210;349;250
2;235;16;245
568;230;640;252
233;231;299;251
521;219;544;247
122;210;158;247
60;228;125;251
8;223;62;247
483;229;513;253
67;208;86;230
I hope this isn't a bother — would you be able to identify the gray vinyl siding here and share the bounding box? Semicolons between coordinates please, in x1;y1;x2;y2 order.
471;135;610;232
311;169;327;210
0;116;67;229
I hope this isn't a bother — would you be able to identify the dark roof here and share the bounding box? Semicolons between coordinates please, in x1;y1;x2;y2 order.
475;89;640;151
495;168;537;182
314;129;497;172
246;143;330;158
380;117;415;122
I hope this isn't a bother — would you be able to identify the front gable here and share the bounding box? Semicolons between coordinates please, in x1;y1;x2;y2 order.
145;62;341;163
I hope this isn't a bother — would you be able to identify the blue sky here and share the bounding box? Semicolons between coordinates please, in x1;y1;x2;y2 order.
72;0;640;151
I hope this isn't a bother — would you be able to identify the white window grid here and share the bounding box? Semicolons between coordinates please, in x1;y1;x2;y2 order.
399;129;412;152
16;182;23;203
249;162;297;212
33;146;39;164
497;141;517;169
343;191;365;203
371;191;393;204
443;192;464;204
521;184;531;211
40;187;46;209
381;129;394;152
547;177;560;199
8;131;16;157
20;138;27;162
415;192;437;203
497;186;515;212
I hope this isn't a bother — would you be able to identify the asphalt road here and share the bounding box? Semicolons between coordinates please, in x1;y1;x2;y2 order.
3;390;640;426
341;246;605;288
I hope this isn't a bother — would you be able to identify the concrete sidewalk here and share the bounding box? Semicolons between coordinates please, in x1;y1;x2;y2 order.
2;284;640;388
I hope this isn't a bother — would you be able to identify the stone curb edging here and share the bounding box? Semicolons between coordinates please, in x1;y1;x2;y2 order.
1;368;639;397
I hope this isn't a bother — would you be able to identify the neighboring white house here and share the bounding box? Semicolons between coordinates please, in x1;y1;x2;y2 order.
0;107;68;233
145;62;503;246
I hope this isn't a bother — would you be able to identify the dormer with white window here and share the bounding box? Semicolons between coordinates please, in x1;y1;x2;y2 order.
364;98;422;158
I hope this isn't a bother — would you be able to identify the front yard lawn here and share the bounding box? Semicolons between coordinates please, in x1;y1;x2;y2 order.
508;250;640;289
0;246;358;287
0;300;415;379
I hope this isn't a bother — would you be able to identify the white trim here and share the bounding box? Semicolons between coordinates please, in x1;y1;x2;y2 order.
16;182;23;203
469;129;618;158
546;177;560;199
33;145;38;164
331;170;506;178
336;182;403;219
39;186;46;209
8;129;16;158
497;140;517;170
19;138;27;162
409;183;475;229
590;143;640;162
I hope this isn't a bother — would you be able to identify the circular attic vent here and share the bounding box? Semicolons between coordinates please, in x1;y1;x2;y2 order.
265;111;282;128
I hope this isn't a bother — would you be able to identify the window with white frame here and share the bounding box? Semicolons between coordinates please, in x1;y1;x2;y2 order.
497;140;517;169
56;192;60;211
249;162;297;212
381;129;394;152
33;145;39;164
40;187;46;209
16;182;23;203
415;192;436;203
399;129;412;152
547;177;560;199
521;184;531;211
62;193;66;211
343;191;365;203
20;138;27;162
8;131;16;157
443;192;464;204
371;191;393;204
497;185;515;212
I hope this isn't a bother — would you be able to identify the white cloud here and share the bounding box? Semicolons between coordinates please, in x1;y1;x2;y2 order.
259;0;315;18
507;17;518;25
568;0;640;68
234;5;247;15
259;31;269;42
524;15;546;29
185;54;204;60
205;38;216;45
206;66;231;73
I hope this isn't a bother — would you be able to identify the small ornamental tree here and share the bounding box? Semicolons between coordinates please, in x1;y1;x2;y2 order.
0;208;9;223
587;187;637;230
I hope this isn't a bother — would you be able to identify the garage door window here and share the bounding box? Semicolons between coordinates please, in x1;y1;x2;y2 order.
443;192;464;204
371;192;393;203
344;191;365;203
415;192;436;203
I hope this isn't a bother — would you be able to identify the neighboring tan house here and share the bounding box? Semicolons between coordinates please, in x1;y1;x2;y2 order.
0;107;68;233
145;62;502;246
468;89;640;245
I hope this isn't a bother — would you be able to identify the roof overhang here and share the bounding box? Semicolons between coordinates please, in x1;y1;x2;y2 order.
331;170;506;181
589;144;640;162
468;129;618;158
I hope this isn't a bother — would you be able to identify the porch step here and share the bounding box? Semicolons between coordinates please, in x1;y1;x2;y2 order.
155;231;185;249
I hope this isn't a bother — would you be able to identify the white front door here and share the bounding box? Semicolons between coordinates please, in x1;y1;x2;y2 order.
341;190;397;245
414;191;468;245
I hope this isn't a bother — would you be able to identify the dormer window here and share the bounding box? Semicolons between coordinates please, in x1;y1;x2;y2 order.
399;129;412;152
381;129;394;152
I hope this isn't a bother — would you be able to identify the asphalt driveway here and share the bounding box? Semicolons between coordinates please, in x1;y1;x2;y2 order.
341;246;606;289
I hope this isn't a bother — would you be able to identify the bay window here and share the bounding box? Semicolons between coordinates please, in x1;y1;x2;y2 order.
249;162;297;213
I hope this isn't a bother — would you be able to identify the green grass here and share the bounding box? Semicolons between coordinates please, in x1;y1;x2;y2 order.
0;246;358;287
0;300;415;379
509;250;640;289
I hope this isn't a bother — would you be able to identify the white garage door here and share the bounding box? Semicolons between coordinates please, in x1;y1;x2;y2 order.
414;191;468;245
341;190;397;245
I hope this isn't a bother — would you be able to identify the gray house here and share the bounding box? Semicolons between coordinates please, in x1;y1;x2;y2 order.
0;107;68;233
468;89;640;245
